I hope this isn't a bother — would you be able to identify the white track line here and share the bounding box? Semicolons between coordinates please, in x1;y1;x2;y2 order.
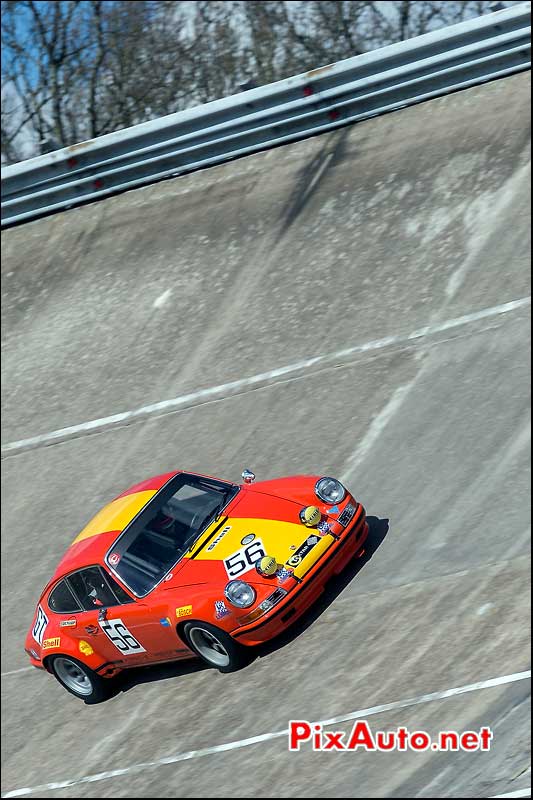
491;790;531;798
1;295;530;457
341;377;419;482
1;667;34;677
2;670;530;798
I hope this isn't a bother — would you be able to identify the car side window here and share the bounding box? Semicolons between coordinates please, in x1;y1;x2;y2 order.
48;579;82;613
104;570;133;605
67;566;133;610
67;566;118;610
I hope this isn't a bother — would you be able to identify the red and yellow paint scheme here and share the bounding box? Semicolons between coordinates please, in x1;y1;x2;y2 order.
25;470;368;702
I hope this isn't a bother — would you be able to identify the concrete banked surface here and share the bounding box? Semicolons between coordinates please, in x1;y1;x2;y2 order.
1;71;530;798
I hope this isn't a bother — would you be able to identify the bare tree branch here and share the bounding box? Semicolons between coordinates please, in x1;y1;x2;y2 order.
1;0;516;164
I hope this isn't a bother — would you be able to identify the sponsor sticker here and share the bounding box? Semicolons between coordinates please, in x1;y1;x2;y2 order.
42;637;61;650
85;624;99;635
160;617;172;627
317;521;331;535
175;605;193;618
286;534;321;568
109;552;121;566
79;640;94;656
59;619;77;628
214;600;230;619
276;566;293;583
207;525;232;552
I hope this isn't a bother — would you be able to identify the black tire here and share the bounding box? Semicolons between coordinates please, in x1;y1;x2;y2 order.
48;655;112;704
182;620;251;673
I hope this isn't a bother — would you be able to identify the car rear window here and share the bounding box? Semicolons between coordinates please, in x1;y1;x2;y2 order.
106;473;237;597
49;579;81;613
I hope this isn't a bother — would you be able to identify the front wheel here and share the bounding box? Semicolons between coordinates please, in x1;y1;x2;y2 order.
182;621;251;673
48;655;112;704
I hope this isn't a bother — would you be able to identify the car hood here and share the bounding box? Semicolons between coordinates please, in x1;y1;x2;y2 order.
166;485;338;586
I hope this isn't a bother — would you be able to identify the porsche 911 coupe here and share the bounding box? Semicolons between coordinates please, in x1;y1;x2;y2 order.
25;469;368;702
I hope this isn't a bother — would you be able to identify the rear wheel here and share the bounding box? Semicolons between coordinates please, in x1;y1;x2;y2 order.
183;621;251;673
48;655;112;704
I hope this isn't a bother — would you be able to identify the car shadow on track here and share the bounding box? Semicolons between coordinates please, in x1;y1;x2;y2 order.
112;515;389;698
116;655;209;695
255;514;389;658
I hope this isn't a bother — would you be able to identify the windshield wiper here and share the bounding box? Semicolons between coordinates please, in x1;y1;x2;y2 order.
203;487;234;528
184;487;237;555
215;487;235;520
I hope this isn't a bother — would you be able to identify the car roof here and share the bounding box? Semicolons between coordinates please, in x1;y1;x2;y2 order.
44;471;179;591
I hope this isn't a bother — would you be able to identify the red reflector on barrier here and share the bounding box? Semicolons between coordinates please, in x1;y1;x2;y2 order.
303;86;314;96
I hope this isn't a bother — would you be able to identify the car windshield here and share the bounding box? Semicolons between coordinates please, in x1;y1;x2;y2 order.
106;473;238;597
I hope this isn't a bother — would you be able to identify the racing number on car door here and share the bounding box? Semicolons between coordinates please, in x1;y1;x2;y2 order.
224;540;266;578
98;618;146;655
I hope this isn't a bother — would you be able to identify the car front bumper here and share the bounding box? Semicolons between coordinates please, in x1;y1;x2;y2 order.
232;504;368;647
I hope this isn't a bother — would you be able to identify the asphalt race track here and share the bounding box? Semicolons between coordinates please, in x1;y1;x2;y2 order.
1;71;531;799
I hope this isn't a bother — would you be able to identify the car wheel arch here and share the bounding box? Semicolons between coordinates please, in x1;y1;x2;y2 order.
175;619;189;645
178;618;253;672
42;642;108;674
42;654;55;673
175;617;210;646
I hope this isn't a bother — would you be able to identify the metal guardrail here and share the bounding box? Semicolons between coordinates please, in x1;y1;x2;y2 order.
1;2;530;228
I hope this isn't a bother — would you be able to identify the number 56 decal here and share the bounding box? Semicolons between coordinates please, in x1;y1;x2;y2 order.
99;618;146;655
224;539;266;578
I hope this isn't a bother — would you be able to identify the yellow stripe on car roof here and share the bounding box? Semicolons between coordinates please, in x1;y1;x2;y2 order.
71;490;157;545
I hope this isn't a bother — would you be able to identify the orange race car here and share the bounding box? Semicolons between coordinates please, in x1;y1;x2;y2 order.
25;470;368;703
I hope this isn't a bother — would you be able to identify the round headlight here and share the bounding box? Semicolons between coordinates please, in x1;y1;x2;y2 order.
224;580;256;609
315;477;346;504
